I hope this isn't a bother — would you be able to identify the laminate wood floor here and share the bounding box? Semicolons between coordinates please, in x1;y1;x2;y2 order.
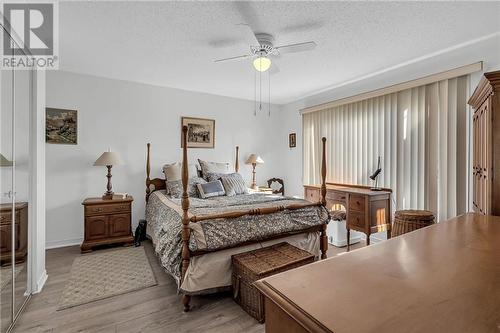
13;240;364;333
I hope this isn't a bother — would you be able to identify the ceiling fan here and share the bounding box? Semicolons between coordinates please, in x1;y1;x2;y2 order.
214;26;317;73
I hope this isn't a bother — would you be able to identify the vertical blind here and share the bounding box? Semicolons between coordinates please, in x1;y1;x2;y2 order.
303;76;469;221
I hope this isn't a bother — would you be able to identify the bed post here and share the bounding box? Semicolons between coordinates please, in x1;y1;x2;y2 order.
146;143;151;203
320;137;328;259
235;146;240;173
181;126;191;311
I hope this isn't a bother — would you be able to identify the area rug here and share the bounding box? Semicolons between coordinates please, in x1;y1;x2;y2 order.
0;264;23;291
58;246;157;310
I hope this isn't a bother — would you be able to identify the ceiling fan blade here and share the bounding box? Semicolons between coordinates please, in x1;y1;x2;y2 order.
275;41;317;55
214;54;251;63
235;23;259;46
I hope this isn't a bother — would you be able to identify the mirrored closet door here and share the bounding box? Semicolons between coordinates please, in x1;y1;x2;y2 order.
0;32;33;333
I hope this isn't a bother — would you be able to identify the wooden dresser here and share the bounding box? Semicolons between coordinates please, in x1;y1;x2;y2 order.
304;183;391;250
0;202;28;265
468;70;500;215
81;196;134;253
255;213;500;333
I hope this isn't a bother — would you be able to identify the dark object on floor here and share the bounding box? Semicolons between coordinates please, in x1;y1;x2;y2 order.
134;220;148;246
266;178;284;195
392;210;435;237
231;242;314;323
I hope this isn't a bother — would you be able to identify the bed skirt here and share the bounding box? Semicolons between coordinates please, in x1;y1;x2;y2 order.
147;225;320;295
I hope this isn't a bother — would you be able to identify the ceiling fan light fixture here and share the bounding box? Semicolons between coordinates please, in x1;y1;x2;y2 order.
253;56;271;72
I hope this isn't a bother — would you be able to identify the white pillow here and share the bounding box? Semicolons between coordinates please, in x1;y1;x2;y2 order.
219;173;248;196
162;162;198;181
198;159;231;179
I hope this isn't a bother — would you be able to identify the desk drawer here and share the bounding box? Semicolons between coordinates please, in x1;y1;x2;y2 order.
349;195;365;212
348;211;365;229
326;191;347;202
85;203;130;216
304;188;320;203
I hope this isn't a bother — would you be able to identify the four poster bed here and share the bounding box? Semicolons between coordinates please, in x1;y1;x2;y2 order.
145;126;329;311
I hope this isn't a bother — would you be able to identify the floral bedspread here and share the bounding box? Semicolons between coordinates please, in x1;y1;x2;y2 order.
146;190;329;286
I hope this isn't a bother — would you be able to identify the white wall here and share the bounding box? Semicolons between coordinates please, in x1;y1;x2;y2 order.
277;33;500;199
45;71;282;248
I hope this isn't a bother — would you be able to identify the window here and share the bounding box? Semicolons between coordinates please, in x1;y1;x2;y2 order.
303;76;469;221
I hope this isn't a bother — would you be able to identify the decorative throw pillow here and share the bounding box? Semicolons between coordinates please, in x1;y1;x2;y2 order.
206;172;226;182
198;159;231;179
162;162;198;181
197;180;226;199
166;176;206;198
219;173;248;196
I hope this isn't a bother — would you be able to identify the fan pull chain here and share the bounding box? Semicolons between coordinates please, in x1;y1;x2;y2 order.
259;70;262;111
254;70;257;116
268;71;271;116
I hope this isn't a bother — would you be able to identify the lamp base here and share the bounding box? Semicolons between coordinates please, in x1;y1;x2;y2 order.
370;187;382;191
102;192;114;200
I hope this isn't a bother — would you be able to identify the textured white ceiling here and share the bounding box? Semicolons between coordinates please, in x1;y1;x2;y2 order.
59;1;500;104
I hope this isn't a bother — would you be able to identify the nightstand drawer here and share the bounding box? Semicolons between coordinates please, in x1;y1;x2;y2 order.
0;211;21;226
85;203;130;216
85;216;108;240
0;224;21;252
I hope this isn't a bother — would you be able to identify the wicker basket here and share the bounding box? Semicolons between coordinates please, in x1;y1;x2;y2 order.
392;210;436;237
231;242;314;323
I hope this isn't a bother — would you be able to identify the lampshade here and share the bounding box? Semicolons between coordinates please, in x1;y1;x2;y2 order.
93;151;123;166
0;153;13;167
253;57;271;72
245;154;264;165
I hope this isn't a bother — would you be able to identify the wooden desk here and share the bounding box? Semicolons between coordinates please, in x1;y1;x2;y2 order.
304;183;392;250
255;213;500;333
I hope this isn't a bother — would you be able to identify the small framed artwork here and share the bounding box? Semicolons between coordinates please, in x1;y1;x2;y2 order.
46;108;78;144
181;117;215;148
289;133;296;148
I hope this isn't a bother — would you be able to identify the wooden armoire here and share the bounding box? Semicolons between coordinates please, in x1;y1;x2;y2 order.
468;70;500;215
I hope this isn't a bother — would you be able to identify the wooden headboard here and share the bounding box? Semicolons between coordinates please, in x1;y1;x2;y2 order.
145;143;240;202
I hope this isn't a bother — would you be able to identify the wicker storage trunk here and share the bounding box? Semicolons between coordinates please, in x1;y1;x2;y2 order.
231;242;314;323
392;210;436;237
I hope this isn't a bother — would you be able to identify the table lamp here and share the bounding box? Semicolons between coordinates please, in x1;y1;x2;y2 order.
245;154;264;190
369;156;382;191
94;150;123;199
0;153;13;167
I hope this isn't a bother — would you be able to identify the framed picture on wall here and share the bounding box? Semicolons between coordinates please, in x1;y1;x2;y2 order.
181;117;215;148
46;108;78;144
289;133;296;148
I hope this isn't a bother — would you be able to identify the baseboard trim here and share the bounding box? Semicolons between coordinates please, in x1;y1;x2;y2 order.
329;235;362;248
45;238;83;249
34;270;48;294
369;235;386;244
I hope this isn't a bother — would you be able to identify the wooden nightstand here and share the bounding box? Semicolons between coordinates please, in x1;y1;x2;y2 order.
81;196;134;253
0;202;28;265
